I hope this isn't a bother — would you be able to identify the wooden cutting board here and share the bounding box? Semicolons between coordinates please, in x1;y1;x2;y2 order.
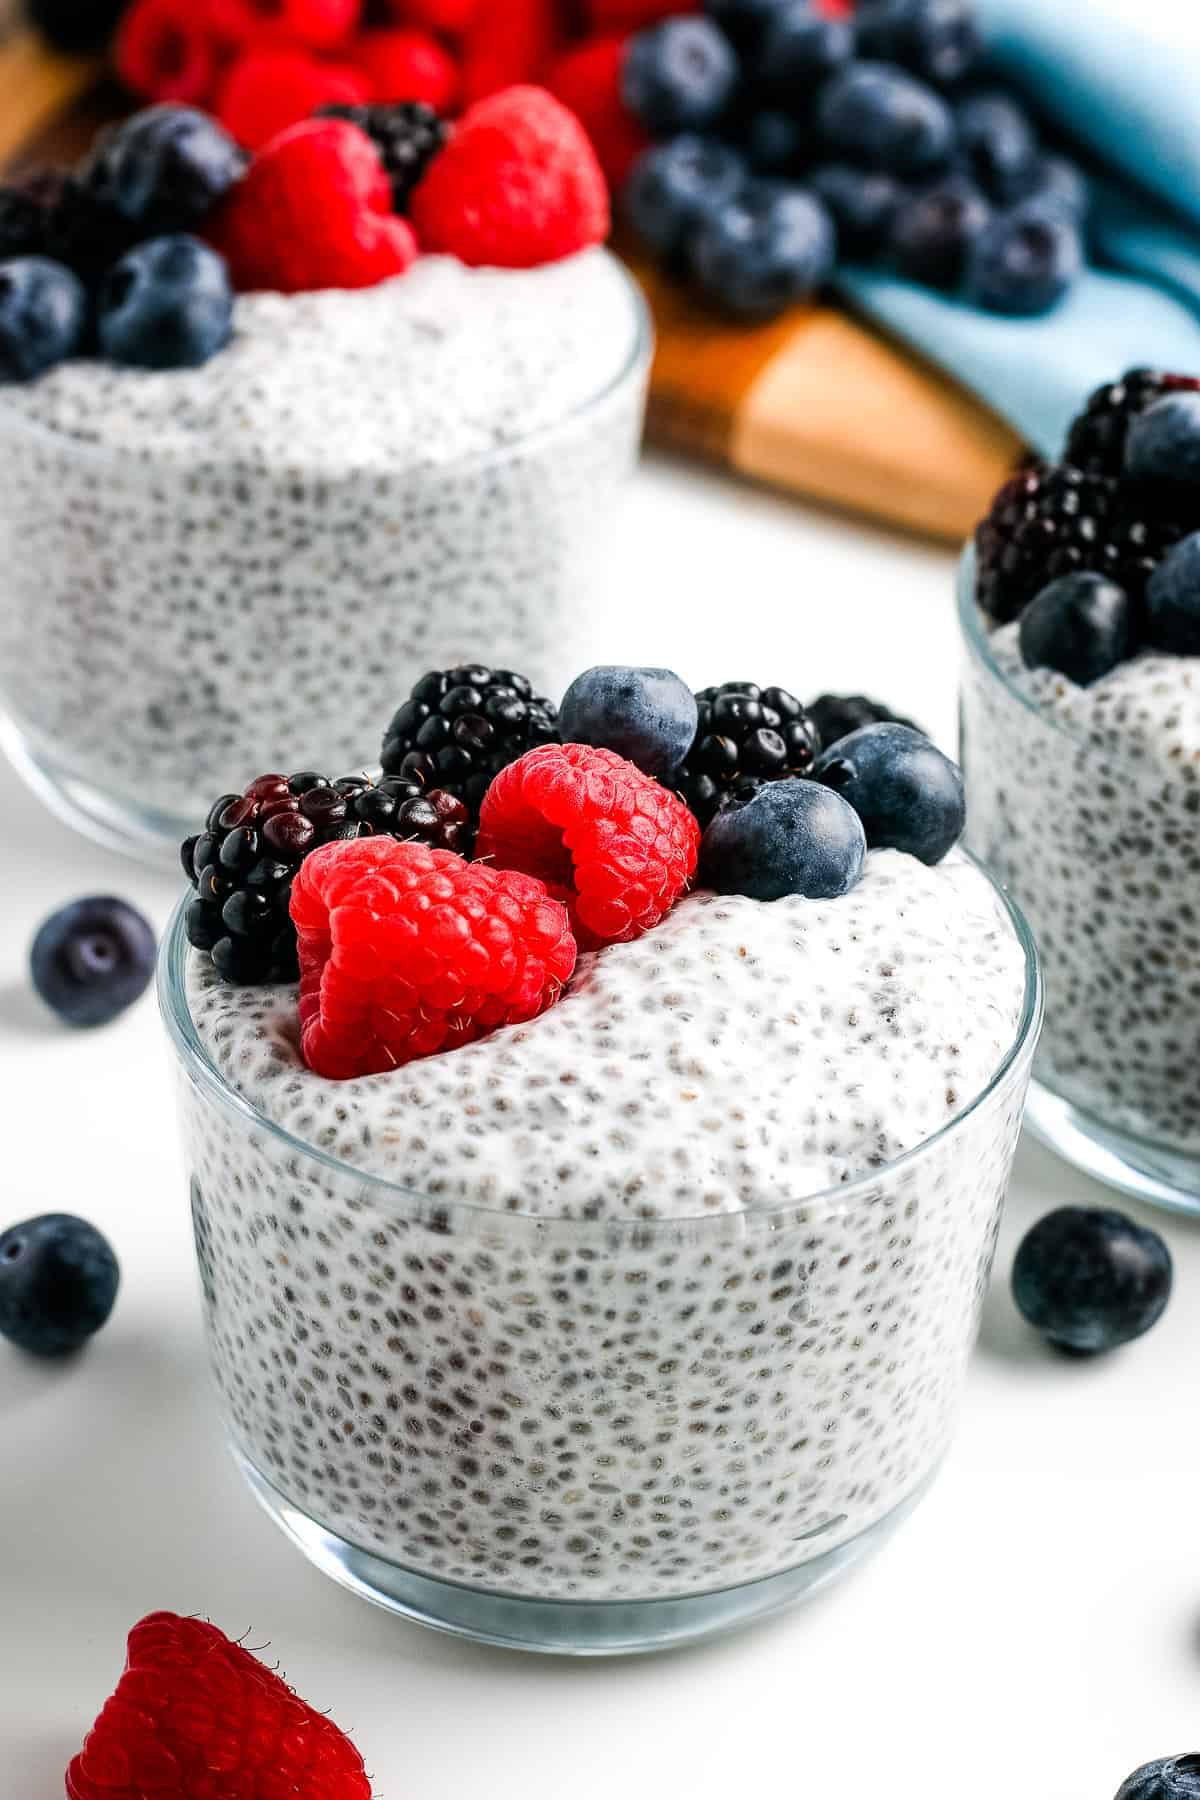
0;27;1021;541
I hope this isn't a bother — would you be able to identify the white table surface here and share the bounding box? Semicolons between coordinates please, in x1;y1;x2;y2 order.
3;454;1195;1800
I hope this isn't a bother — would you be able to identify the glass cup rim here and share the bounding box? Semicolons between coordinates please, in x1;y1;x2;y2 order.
0;250;655;483
157;854;1044;1234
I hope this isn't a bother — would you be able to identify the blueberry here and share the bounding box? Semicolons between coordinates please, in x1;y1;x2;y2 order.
30;896;157;1028
855;0;983;88
622;18;740;135
889;175;990;288
736;109;815;178
1012;152;1089;224
817;62;955;177
1012;1207;1172;1356
965;203;1081;315
808;164;907;257
812;723;964;864
701;778;866;900
1018;572;1132;687
1145;532;1200;655
96;235;233;370
955;92;1038;205
559;666;699;780
623;137;746;262
705;0;791;52
1116;1756;1200;1800
754;2;854;100
1125;392;1200;492
0;256;87;381
690;182;835;319
0;1214;119;1357
85;105;245;235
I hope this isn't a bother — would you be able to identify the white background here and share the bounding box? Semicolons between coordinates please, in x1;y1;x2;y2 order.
2;458;1197;1799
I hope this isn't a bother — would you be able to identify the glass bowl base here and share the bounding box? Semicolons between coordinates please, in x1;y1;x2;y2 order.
1025;1078;1200;1217
236;1446;935;1657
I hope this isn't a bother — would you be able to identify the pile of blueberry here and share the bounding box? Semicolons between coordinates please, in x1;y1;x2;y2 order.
622;0;1086;320
0;105;244;382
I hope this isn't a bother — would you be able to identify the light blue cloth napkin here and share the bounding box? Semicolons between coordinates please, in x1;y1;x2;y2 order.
831;0;1200;457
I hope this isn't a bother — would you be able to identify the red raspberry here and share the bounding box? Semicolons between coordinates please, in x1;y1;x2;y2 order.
291;836;577;1079
115;0;220;106
217;48;370;150
211;118;417;291
352;28;459;110
547;37;650;191
383;0;479;39
459;0;559;107
410;84;609;267
585;0;698;28
476;743;700;952
65;1612;371;1800
209;0;362;52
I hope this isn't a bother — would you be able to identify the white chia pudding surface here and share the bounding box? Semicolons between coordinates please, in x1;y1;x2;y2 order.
175;852;1033;1601
0;250;646;829
961;605;1200;1155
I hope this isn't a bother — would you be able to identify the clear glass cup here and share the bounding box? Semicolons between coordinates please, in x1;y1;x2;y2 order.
0;255;651;867
958;544;1200;1213
158;873;1042;1656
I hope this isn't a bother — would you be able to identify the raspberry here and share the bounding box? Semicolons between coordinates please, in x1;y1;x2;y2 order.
1064;369;1200;476
217;48;370;150
115;0;220;106
65;1612;371;1800
318;101;449;211
475;742;700;951
547;38;651;191
459;0;559;107
410;84;610;268
352;28;460;111
292;836;577;1078
211;118;417;292
208;0;362;51
383;0;479;37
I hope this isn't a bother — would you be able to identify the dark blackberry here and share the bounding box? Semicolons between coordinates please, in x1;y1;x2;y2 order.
974;463;1190;624
316;102;449;212
809;693;923;747
181;770;469;985
380;665;560;824
42;171;140;284
677;681;821;827
1065;369;1200;477
0;174;54;261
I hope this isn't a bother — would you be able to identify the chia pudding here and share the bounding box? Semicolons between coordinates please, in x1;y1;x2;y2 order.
163;849;1038;1636
0;249;649;853
959;549;1200;1182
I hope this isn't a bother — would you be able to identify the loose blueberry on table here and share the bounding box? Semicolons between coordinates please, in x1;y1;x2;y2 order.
30;896;157;1028
1011;1207;1172;1356
1116;1757;1200;1800
0;1214;120;1357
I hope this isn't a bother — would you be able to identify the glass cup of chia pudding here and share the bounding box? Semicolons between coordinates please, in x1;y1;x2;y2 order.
0;252;651;863
959;545;1200;1211
159;845;1041;1655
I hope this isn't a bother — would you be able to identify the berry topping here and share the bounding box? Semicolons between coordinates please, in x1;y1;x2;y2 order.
318;101;450;213
0;1215;120;1358
65;1612;372;1800
380;664;560;826
1011;1207;1172;1356
216;49;372;153
808;691;923;747
353;29;460;114
1125;391;1200;492
212;118;418;292
1146;532;1200;656
622;135;745;264
889;175;990;290
547;37;651;192
559;664;698;780
1065;369;1200;477
409;84;610;268
964;201;1081;316
1018;571;1132;688
84;106;246;236
690;181;836;318
38;171;141;286
96;235;234;369
30;897;156;1028
475;742;700;951
701;777;866;900
677;680;822;827
291;836;577;1079
1116;1758;1200;1800
0;257;88;382
812;722;965;865
817;61;955;176
855;0;982;89
621;17;738;136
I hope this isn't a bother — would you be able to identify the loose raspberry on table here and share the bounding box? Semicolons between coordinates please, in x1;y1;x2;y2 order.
291;836;577;1079
217;48;370;151
65;1612;371;1800
211;118;417;291
209;0;362;51
547;38;651;191
409;83;610;268
115;0;220;107
475;742;700;952
459;0;559;107
352;28;460;112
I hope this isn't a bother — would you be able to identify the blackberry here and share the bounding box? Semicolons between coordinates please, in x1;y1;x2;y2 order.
809;693;923;747
1065;369;1200;476
380;665;560;825
316;102;449;212
0;175;54;261
677;681;821;827
181;770;469;985
975;463;1190;624
42;171;141;284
